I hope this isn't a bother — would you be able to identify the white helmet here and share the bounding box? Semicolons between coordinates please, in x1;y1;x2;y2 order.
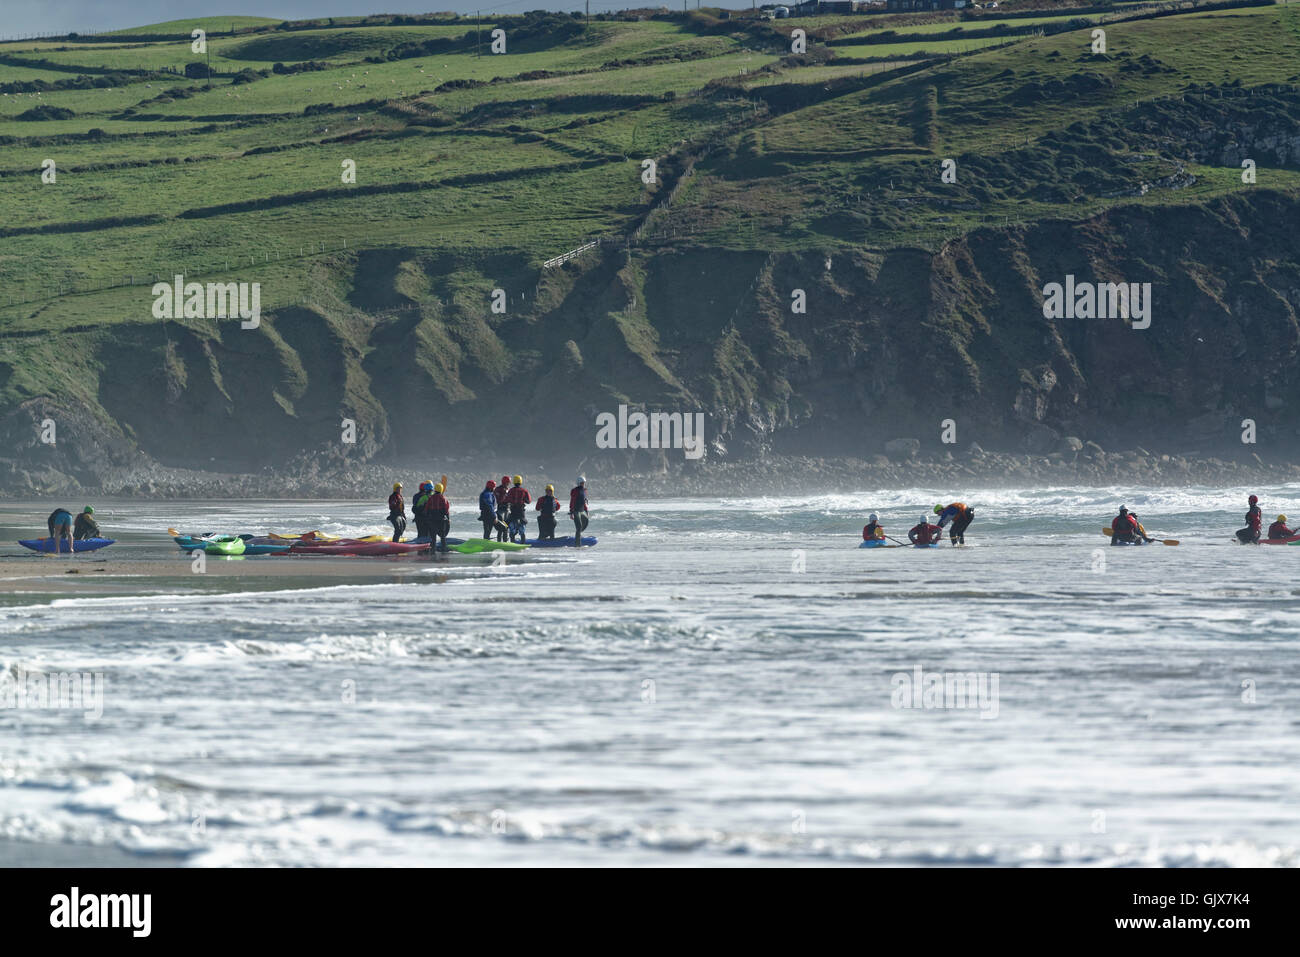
868;513;878;523
576;475;586;486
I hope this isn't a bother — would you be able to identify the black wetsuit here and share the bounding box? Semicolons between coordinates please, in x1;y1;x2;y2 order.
536;494;560;540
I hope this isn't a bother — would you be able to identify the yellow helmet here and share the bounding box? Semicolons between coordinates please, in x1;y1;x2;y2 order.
513;475;522;486
545;484;554;493
1278;514;1287;523
434;483;444;493
393;482;402;490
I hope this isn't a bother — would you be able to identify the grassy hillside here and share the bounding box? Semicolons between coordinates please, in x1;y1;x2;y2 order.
0;3;1298;487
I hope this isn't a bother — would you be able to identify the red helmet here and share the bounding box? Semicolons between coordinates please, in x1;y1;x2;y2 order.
501;475;511;486
486;479;496;490
1249;495;1258;504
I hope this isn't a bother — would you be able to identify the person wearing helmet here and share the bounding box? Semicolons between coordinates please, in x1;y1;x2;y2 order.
535;484;562;540
1236;494;1263;544
1267;514;1295;541
908;514;942;546
569;476;589;546
386;483;406;542
1109;505;1150;545
427;482;451;549
494;476;512;541
479;479;501;540
933;502;974;545
863;512;885;542
505;475;532;543
73;505;101;541
412;481;434;541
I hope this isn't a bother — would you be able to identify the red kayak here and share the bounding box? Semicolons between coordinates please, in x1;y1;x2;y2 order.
1260;534;1300;545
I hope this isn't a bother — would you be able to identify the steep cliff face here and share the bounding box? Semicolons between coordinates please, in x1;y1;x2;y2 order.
2;189;1297;488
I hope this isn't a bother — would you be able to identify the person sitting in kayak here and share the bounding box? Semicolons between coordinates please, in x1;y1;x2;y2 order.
569;476;589;546
479;480;500;540
73;506;100;541
1267;514;1294;541
1236;494;1263;544
494;476;512;542
412;481;433;541
506;475;531;543
909;515;941;545
863;512;885;541
427;483;451;550
1110;506;1150;545
47;508;74;553
386;483;406;542
934;502;974;545
536;484;562;540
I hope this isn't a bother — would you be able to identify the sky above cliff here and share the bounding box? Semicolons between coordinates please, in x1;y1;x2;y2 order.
3;1;662;37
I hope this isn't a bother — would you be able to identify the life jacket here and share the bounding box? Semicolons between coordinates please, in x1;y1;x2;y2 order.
427;492;449;515
507;486;531;507
1268;521;1293;540
863;522;883;541
479;490;497;515
413;491;431;515
494;485;510;508
909;523;938;545
537;494;560;514
1247;506;1262;531
388;492;404;514
570;486;588;513
1111;514;1138;535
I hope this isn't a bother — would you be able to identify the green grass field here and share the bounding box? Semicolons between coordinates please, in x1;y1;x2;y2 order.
0;3;1296;324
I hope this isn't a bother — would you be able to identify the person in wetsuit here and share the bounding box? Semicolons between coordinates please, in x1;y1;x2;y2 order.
479;479;499;540
427;483;450;550
863;512;885;542
494;476;511;542
386;483;406;542
1236;494;1263;544
412;482;433;541
506;475;531;543
73;506;101;541
1110;505;1151;545
535;484;561;540
909;515;941;545
1267;514;1294;541
569;476;589;546
934;502;974;545
47;508;74;553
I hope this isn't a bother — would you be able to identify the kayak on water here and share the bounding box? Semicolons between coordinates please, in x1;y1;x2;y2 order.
19;538;115;553
859;540;901;549
1101;528;1180;546
1259;534;1300;545
524;536;597;548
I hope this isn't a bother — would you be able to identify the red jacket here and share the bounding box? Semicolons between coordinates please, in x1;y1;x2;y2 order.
494;486;510;508
388;492;404;514
569;486;588;514
863;522;883;541
1111;514;1139;535
1247;506;1262;531
427;492;449;515
1267;521;1293;540
909;522;940;545
506;486;531;507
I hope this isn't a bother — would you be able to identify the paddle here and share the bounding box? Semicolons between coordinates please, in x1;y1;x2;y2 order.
1102;527;1179;546
884;534;910;547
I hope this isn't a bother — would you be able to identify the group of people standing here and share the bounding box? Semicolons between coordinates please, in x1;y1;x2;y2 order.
862;502;976;546
385;476;591;547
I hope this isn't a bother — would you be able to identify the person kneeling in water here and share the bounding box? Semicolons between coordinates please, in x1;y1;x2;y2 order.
1236;494;1263;544
934;502;974;545
863;513;885;541
1110;505;1151;545
536;485;562;540
1267;514;1294;541
908;515;942;545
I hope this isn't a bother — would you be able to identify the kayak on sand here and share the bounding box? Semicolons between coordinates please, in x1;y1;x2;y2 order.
19;537;115;553
524;536;597;548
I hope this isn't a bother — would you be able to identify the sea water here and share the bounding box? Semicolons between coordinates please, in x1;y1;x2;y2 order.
1;486;1298;866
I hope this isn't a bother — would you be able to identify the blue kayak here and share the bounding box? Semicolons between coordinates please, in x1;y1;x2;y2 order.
525;536;597;547
859;539;894;548
20;538;114;553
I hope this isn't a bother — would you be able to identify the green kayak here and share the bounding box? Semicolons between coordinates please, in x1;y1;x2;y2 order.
204;535;246;556
450;539;530;554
